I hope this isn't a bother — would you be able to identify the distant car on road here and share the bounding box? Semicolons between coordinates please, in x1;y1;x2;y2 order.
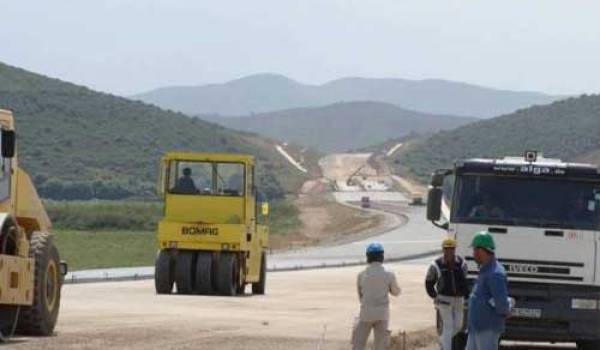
361;196;371;208
410;195;424;206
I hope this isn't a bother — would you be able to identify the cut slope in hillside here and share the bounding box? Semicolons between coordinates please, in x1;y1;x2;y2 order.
393;94;600;182
0;62;314;200
133;73;560;118
201;101;476;152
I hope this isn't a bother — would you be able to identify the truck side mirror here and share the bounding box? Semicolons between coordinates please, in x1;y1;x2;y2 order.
427;187;443;222
430;169;452;187
1;129;15;158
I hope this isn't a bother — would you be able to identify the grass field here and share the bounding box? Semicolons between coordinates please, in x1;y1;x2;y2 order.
45;200;162;231
53;229;155;270
49;199;301;270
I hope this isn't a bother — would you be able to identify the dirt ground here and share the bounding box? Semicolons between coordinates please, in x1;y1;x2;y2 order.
270;179;386;250
319;153;375;180
270;152;405;250
9;263;437;350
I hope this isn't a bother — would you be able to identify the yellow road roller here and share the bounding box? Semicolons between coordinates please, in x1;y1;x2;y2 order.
155;152;269;296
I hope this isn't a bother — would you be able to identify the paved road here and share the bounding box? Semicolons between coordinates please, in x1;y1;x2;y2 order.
268;152;441;270
270;205;442;270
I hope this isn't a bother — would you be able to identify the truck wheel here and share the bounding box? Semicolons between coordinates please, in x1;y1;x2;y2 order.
252;252;266;295
16;232;61;336
194;252;213;295
577;340;600;350
216;253;238;296
154;250;174;294
175;251;195;294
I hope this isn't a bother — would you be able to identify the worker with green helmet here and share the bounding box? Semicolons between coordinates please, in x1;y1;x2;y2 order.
466;231;511;350
425;237;469;350
352;242;401;350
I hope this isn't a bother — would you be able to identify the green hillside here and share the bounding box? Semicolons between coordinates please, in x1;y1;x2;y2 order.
394;94;600;182
201;101;475;152
0;62;311;200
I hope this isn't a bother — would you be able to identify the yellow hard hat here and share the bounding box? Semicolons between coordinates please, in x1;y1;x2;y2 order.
442;238;457;249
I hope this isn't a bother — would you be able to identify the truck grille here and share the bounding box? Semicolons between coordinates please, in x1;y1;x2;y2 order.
508;318;569;334
466;257;584;282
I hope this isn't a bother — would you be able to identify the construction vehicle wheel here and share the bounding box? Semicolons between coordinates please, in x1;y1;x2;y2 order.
0;222;19;340
194;252;212;294
154;250;174;294
216;253;238;296
16;232;61;336
175;251;195;294
0;306;19;341
252;252;266;295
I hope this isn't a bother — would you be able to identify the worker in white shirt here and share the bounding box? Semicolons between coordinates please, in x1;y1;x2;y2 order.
352;242;401;350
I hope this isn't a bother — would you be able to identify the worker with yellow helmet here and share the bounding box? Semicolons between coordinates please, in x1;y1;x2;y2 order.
425;237;469;350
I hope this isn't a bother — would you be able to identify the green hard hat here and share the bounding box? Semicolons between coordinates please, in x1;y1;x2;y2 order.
470;231;495;252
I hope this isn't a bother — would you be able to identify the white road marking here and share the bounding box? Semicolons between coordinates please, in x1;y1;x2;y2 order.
275;144;308;173
386;142;403;156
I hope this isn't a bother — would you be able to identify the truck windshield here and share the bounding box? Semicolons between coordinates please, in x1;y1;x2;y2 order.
452;175;600;230
168;161;245;196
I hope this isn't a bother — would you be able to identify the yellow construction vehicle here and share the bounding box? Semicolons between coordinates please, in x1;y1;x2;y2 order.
0;109;65;340
155;152;269;296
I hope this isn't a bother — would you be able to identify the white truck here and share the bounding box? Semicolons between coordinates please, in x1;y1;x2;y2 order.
426;151;600;350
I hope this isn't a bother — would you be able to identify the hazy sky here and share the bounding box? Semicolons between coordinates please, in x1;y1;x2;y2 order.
3;1;600;95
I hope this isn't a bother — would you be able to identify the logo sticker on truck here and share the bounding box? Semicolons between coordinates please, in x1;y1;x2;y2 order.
181;226;219;236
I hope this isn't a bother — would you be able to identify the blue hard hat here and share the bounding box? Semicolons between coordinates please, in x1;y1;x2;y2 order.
366;242;384;254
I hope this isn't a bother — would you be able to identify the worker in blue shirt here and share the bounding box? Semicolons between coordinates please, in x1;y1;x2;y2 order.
467;231;512;350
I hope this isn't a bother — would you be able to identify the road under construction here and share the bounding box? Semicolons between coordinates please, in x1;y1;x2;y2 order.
5;153;577;350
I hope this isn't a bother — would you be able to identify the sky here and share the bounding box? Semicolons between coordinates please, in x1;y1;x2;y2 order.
3;1;600;96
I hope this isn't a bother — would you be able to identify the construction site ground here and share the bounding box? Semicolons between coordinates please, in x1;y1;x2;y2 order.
25;153;573;349
10;261;569;350
11;263;434;350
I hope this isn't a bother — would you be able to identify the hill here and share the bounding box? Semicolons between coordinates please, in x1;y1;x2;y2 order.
202;101;475;152
0;62;315;200
133;73;560;118
392;94;600;182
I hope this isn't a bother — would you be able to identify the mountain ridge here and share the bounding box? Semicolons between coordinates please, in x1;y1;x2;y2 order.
133;73;561;118
201;100;476;152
